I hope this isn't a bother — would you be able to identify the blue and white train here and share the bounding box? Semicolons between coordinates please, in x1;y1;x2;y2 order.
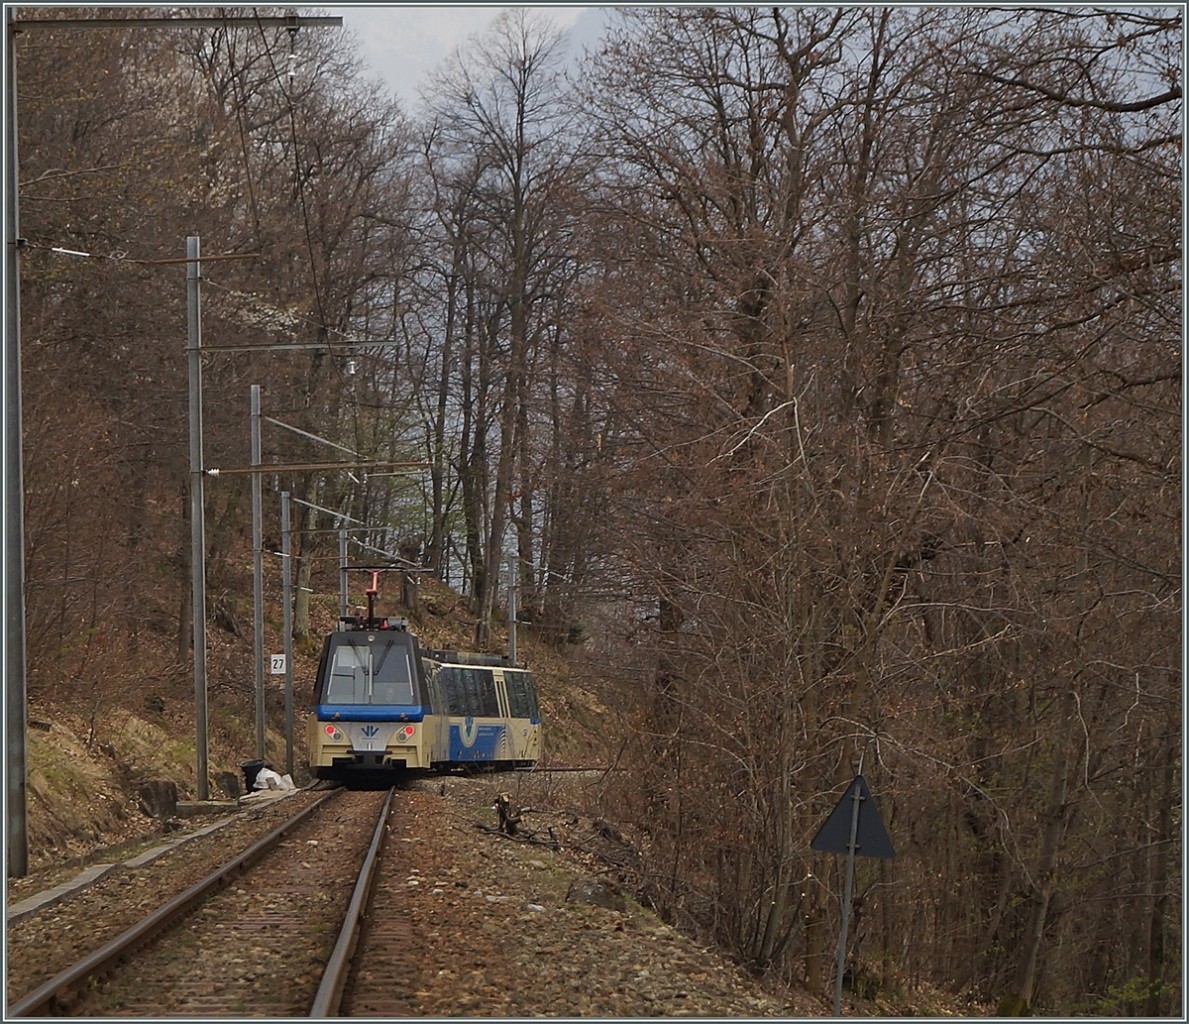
305;579;540;779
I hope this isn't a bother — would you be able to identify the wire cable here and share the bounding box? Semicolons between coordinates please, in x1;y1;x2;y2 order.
20;240;259;265
220;14;263;238
252;10;330;342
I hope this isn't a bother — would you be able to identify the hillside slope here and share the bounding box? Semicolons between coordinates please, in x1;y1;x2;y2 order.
10;574;985;1018
15;573;612;870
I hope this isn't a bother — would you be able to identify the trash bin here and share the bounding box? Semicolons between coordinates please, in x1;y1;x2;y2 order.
240;759;266;792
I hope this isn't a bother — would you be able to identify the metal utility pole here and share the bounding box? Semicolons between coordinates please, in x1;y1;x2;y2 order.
5;5;28;877
809;773;896;1017
339;528;349;619
187;237;209;800
281;492;294;776
251;385;265;760
831;784;863;1017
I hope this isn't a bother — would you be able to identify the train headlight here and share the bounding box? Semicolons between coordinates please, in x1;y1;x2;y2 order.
324;724;344;742
401;725;416;739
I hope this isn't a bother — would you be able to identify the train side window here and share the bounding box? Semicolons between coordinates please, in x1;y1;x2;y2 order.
463;668;494;716
458;669;474;715
425;665;447;714
506;673;523;717
507;672;538;719
476;670;498;716
441;667;466;715
465;668;475;714
450;667;475;716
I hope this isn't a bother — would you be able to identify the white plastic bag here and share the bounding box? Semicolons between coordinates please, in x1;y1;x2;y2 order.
252;767;295;791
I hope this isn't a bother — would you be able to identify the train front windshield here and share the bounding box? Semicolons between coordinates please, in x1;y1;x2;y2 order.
323;636;416;706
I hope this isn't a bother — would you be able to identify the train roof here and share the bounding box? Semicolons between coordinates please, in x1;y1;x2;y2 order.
421;648;524;669
337;615;410;632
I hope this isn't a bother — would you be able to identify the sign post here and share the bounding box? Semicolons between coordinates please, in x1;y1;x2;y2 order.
810;774;896;1016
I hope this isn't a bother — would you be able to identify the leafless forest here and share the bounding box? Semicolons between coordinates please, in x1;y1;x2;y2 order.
14;6;1181;1015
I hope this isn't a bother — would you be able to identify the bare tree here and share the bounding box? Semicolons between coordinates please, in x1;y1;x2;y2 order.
579;5;1180;1009
420;9;591;646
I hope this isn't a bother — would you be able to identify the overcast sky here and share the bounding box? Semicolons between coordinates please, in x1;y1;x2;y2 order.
332;5;611;109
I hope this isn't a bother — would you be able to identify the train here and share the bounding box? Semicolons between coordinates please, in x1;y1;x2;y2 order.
306;571;541;780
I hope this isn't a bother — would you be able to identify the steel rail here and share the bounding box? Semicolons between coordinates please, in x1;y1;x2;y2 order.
309;786;397;1016
516;764;617;773
8;788;342;1018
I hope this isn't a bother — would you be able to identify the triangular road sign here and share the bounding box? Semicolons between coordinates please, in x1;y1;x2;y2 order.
810;774;896;859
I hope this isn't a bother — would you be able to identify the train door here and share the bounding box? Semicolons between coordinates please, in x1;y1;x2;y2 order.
514;669;542;766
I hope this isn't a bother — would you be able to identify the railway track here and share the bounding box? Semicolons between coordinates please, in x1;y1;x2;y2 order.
7;767;617;1017
8;787;398;1017
518;764;616;773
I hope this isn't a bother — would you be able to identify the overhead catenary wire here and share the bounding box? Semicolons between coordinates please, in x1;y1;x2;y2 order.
21;250;393;349
24;241;260;265
206;458;426;476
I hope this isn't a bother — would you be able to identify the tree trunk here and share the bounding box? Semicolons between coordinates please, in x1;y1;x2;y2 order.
1145;739;1177;1016
1007;692;1075;1012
